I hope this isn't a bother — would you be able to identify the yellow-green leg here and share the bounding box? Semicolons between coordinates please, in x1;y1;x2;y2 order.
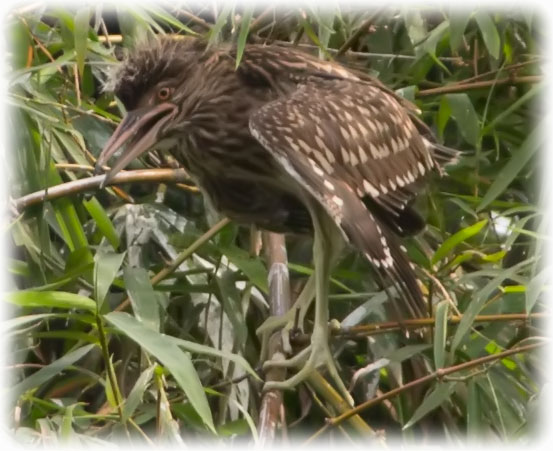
262;203;352;405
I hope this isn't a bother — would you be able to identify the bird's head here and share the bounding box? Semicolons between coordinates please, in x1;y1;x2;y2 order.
95;37;208;186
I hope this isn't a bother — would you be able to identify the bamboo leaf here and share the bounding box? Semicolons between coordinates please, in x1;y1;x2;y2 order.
475;11;500;59
446;93;479;146
386;344;431;363
10;344;96;398
105;312;215;432
433;300;449;369
122;364;156;422
526;266;550;312
432;219;488;264
6;290;96;312
449;12;471;52
123;267;160;331
403;382;457;429
220;245;268;293
451;261;529;352
83;196;120;250
94;251;126;311
467;378;481;435
477;126;542;212
164;335;260;380
235;7;253;68
74;7;90;77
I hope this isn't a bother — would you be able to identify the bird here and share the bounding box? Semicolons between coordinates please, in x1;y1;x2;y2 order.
95;36;456;402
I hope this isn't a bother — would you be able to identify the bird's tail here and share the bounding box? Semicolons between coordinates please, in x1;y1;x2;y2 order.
335;184;427;319
424;139;463;169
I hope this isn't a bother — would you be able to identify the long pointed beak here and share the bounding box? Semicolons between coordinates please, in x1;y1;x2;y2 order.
95;103;178;188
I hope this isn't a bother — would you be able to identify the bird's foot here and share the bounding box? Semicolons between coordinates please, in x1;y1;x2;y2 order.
262;334;353;406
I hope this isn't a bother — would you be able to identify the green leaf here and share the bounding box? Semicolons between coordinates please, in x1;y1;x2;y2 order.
123;267;160;331
83;197;120;250
1;313;58;333
122;364;156;422
437;96;451;139
164;336;260;381
404;10;427;50
144;5;198;35
94;251;126;311
6;290;96;312
220;245;268;293
104;368;118;408
74;7;90;77
451;262;528;352
208;3;232;45
449;12;471;52
403;382;457;429
386;344;431;363
433;301;449;369
483;84;541;134
467;378;481;435
474;11;500;59
445;93;479;146
300;18;332;60
432;219;488;264
477;125;542;212
10;344;95;398
218;419;250;437
104;312;215;432
60;404;77;441
216;270;247;350
526;267;550;312
235;7;253;68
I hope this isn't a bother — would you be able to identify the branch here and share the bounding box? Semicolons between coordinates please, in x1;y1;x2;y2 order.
291;312;546;344
416;75;542;97
306;340;546;441
13;168;190;211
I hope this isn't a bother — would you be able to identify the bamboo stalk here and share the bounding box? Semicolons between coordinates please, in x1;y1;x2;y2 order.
13;168;189;211
258;232;290;445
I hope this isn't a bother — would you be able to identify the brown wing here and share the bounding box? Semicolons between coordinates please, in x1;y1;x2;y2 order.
249;79;432;316
251;78;436;221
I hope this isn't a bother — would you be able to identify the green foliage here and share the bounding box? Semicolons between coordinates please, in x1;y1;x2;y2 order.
5;2;544;445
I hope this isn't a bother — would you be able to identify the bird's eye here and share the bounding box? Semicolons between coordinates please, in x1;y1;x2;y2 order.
158;87;173;101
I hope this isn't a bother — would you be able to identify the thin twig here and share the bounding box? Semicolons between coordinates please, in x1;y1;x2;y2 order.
114;217;231;312
271;40;465;63
73;64;81;107
335;11;379;58
306;340;546;441
175;9;212;30
454;59;540;86
249;6;274;34
416;75;541;97
291;312;547;344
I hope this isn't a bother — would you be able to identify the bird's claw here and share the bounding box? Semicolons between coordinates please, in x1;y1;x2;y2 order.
262;339;354;406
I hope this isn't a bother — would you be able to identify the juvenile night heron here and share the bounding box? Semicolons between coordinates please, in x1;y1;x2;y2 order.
96;37;454;401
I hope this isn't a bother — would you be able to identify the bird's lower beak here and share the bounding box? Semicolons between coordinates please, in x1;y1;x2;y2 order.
95;102;178;188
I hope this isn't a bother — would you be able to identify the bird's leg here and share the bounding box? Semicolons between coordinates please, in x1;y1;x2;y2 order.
263;207;352;405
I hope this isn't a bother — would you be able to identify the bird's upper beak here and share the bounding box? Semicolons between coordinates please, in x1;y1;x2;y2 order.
95;102;178;187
